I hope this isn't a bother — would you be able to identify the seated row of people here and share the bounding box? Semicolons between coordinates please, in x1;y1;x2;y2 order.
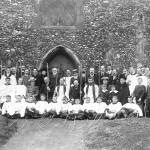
0;94;143;120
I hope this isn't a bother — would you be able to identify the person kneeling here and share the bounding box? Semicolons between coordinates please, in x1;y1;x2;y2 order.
46;96;61;118
92;97;108;119
105;96;122;120
59;96;72;119
83;97;95;119
25;96;39;119
68;99;85;120
116;96;143;119
35;94;48;117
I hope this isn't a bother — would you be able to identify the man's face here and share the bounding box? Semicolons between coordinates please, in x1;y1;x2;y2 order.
6;69;11;74
67;70;71;76
42;71;46;75
88;79;93;84
25;69;29;75
107;66;111;71
74;80;79;86
52;68;57;74
33;69;37;75
120;78;125;84
128;98;133;103
112;70;117;75
90;68;94;75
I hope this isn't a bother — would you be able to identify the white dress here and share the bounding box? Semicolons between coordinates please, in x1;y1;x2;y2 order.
93;102;107;114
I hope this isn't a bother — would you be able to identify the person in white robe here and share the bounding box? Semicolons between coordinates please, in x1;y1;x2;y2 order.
54;77;67;104
82;97;94;112
2;95;15;117
46;97;61;116
63;70;72;98
15;78;27;102
105;96;122;119
0;77;16;103
84;77;99;103
1;68;17;85
35;94;48;115
120;96;143;117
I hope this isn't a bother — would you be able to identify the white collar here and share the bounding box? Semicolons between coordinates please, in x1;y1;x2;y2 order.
102;89;108;92
110;90;118;93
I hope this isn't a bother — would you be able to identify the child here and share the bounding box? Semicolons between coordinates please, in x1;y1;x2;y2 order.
2;95;14;118
59;96;72;119
25;96;39;119
99;85;109;104
35;94;48;117
116;96;143;118
132;77;146;113
12;95;26;118
68;99;85;120
92;97;107;119
83;97;95;119
109;85;118;104
46;96;61;117
105;96;122;120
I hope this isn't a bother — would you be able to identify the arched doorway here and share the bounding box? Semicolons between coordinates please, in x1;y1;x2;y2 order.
38;45;81;75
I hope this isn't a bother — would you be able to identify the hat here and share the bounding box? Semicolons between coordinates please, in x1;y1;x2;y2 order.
29;77;36;82
73;69;78;73
101;76;109;80
119;74;126;80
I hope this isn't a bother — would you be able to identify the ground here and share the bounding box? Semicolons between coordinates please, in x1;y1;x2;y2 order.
2;118;150;150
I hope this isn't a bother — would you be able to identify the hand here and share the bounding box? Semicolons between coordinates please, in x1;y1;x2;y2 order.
138;98;141;102
47;86;50;91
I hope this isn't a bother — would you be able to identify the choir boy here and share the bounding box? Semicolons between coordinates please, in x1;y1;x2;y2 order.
35;94;48;116
105;96;122;119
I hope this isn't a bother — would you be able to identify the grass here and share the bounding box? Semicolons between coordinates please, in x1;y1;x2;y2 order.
84;118;150;150
0;116;17;148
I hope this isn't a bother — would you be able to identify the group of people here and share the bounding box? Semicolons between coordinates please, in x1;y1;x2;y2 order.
0;64;149;120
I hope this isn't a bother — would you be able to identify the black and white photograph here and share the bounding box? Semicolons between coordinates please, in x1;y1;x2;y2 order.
0;0;150;150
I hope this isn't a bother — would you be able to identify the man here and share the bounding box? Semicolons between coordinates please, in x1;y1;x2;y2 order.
64;69;72;98
1;68;17;85
81;69;86;88
70;69;80;87
109;69;119;86
84;77;99;103
98;66;108;85
53;77;67;103
116;75;130;105
132;77;146;113
22;69;31;87
106;64;112;78
86;67;98;85
40;77;51;102
32;68;42;90
69;80;84;104
49;67;60;97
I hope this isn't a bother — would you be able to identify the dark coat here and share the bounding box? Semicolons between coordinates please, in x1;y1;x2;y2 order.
86;74;98;85
109;75;119;86
99;90;109;104
116;82;130;105
133;85;146;104
70;76;80;85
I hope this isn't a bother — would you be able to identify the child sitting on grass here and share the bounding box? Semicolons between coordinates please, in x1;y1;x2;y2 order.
46;96;61;117
83;97;95;119
116;96;143;118
105;96;122;120
12;95;26;119
35;94;48;117
68;99;85;120
59;96;72;119
92;97;107;119
2;95;14;118
25;96;39;119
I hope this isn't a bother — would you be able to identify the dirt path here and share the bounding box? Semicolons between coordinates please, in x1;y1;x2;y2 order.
2;118;90;150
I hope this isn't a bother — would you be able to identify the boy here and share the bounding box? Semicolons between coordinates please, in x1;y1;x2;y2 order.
132;77;146;113
25;96;39;119
12;95;26;118
35;94;48;117
46;96;61;117
68;99;85;120
92;97;107;119
116;96;143;118
109;85;118;103
105;96;122;120
59;96;72;119
99;85;109;104
83;97;95;119
2;95;14;118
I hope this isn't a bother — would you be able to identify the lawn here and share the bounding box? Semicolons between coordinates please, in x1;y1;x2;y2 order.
0;116;17;148
84;118;150;150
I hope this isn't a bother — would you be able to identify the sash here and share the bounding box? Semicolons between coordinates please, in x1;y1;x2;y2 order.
86;84;96;102
57;85;66;96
